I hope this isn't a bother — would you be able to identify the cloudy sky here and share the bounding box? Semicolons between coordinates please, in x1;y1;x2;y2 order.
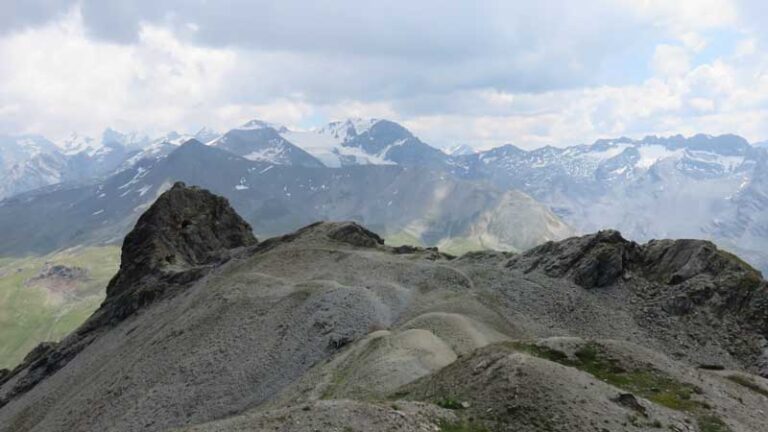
2;0;768;149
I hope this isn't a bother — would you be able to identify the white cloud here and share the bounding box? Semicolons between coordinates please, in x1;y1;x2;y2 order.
680;32;708;52
620;0;738;34
0;8;237;139
735;38;757;57
3;1;768;149
652;44;692;78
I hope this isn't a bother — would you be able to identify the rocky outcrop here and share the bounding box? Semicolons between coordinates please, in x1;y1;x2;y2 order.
0;183;258;408
99;182;256;324
326;223;384;248
508;230;640;288
106;182;257;297
510;229;764;291
507;229;768;376
29;264;88;282
640;238;762;284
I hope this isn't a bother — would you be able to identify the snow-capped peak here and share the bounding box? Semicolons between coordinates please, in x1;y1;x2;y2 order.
153;131;195;146
238;119;288;133
59;132;101;156
7;135;57;157
194;127;220;144
445;144;476;156
317;118;380;142
346;118;379;135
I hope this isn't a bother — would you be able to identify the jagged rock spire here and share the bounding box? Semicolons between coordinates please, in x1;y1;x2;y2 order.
103;182;257;317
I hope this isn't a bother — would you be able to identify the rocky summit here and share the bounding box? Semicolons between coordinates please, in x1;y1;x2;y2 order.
104;181;257;317
1;184;768;432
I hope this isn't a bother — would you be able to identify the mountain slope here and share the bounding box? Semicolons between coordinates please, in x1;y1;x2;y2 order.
455;134;768;273
0;246;120;369
0;135;68;200
0;140;571;257
210;121;324;167
0;184;766;432
282;118;449;168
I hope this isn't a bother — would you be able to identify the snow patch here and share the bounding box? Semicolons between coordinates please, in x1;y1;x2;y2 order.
137;185;152;196
118;167;149;189
636;145;684;169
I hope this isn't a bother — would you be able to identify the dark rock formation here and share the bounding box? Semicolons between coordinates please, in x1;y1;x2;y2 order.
510;229;765;292
30;264;88;282
98;182;257;324
326;223;384;248
0;182;258;408
640;238;762;284
508;228;768;375
106;181;257;298
612;393;647;417
509;230;639;288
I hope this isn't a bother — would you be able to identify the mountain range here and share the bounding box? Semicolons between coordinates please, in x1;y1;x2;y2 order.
2;119;767;273
0;139;570;258
450;134;768;272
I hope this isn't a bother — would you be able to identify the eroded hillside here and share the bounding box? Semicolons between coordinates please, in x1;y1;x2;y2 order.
1;183;766;432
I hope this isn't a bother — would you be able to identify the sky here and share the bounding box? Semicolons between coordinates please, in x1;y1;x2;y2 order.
2;0;768;150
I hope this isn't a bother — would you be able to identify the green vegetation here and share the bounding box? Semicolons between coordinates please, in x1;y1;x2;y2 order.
509;340;732;432
719;249;760;274
0;246;120;368
437;237;487;257
627;415;663;428
697;414;731;432
508;341;570;363
510;341;703;411
726;374;768;398
435;397;463;410
383;231;424;248
718;250;764;290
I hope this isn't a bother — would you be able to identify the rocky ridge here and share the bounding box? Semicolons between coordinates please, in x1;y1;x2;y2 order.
1;184;767;432
0;183;256;409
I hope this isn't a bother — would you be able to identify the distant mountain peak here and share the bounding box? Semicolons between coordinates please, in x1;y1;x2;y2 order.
318;118;381;141
59;132;99;156
238;119;288;133
445;144;476;156
193;127;220;144
101;128;150;150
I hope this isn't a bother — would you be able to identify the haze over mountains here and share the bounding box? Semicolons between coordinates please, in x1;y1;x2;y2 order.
1;118;767;273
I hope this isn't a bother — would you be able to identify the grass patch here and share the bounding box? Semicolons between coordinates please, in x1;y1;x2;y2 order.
383;231;424;248
509;340;733;431
435;397;463;410
697;414;730;432
508;341;570;363
726;375;768;398
510;341;704;412
437;237;487;257
0;246;120;369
